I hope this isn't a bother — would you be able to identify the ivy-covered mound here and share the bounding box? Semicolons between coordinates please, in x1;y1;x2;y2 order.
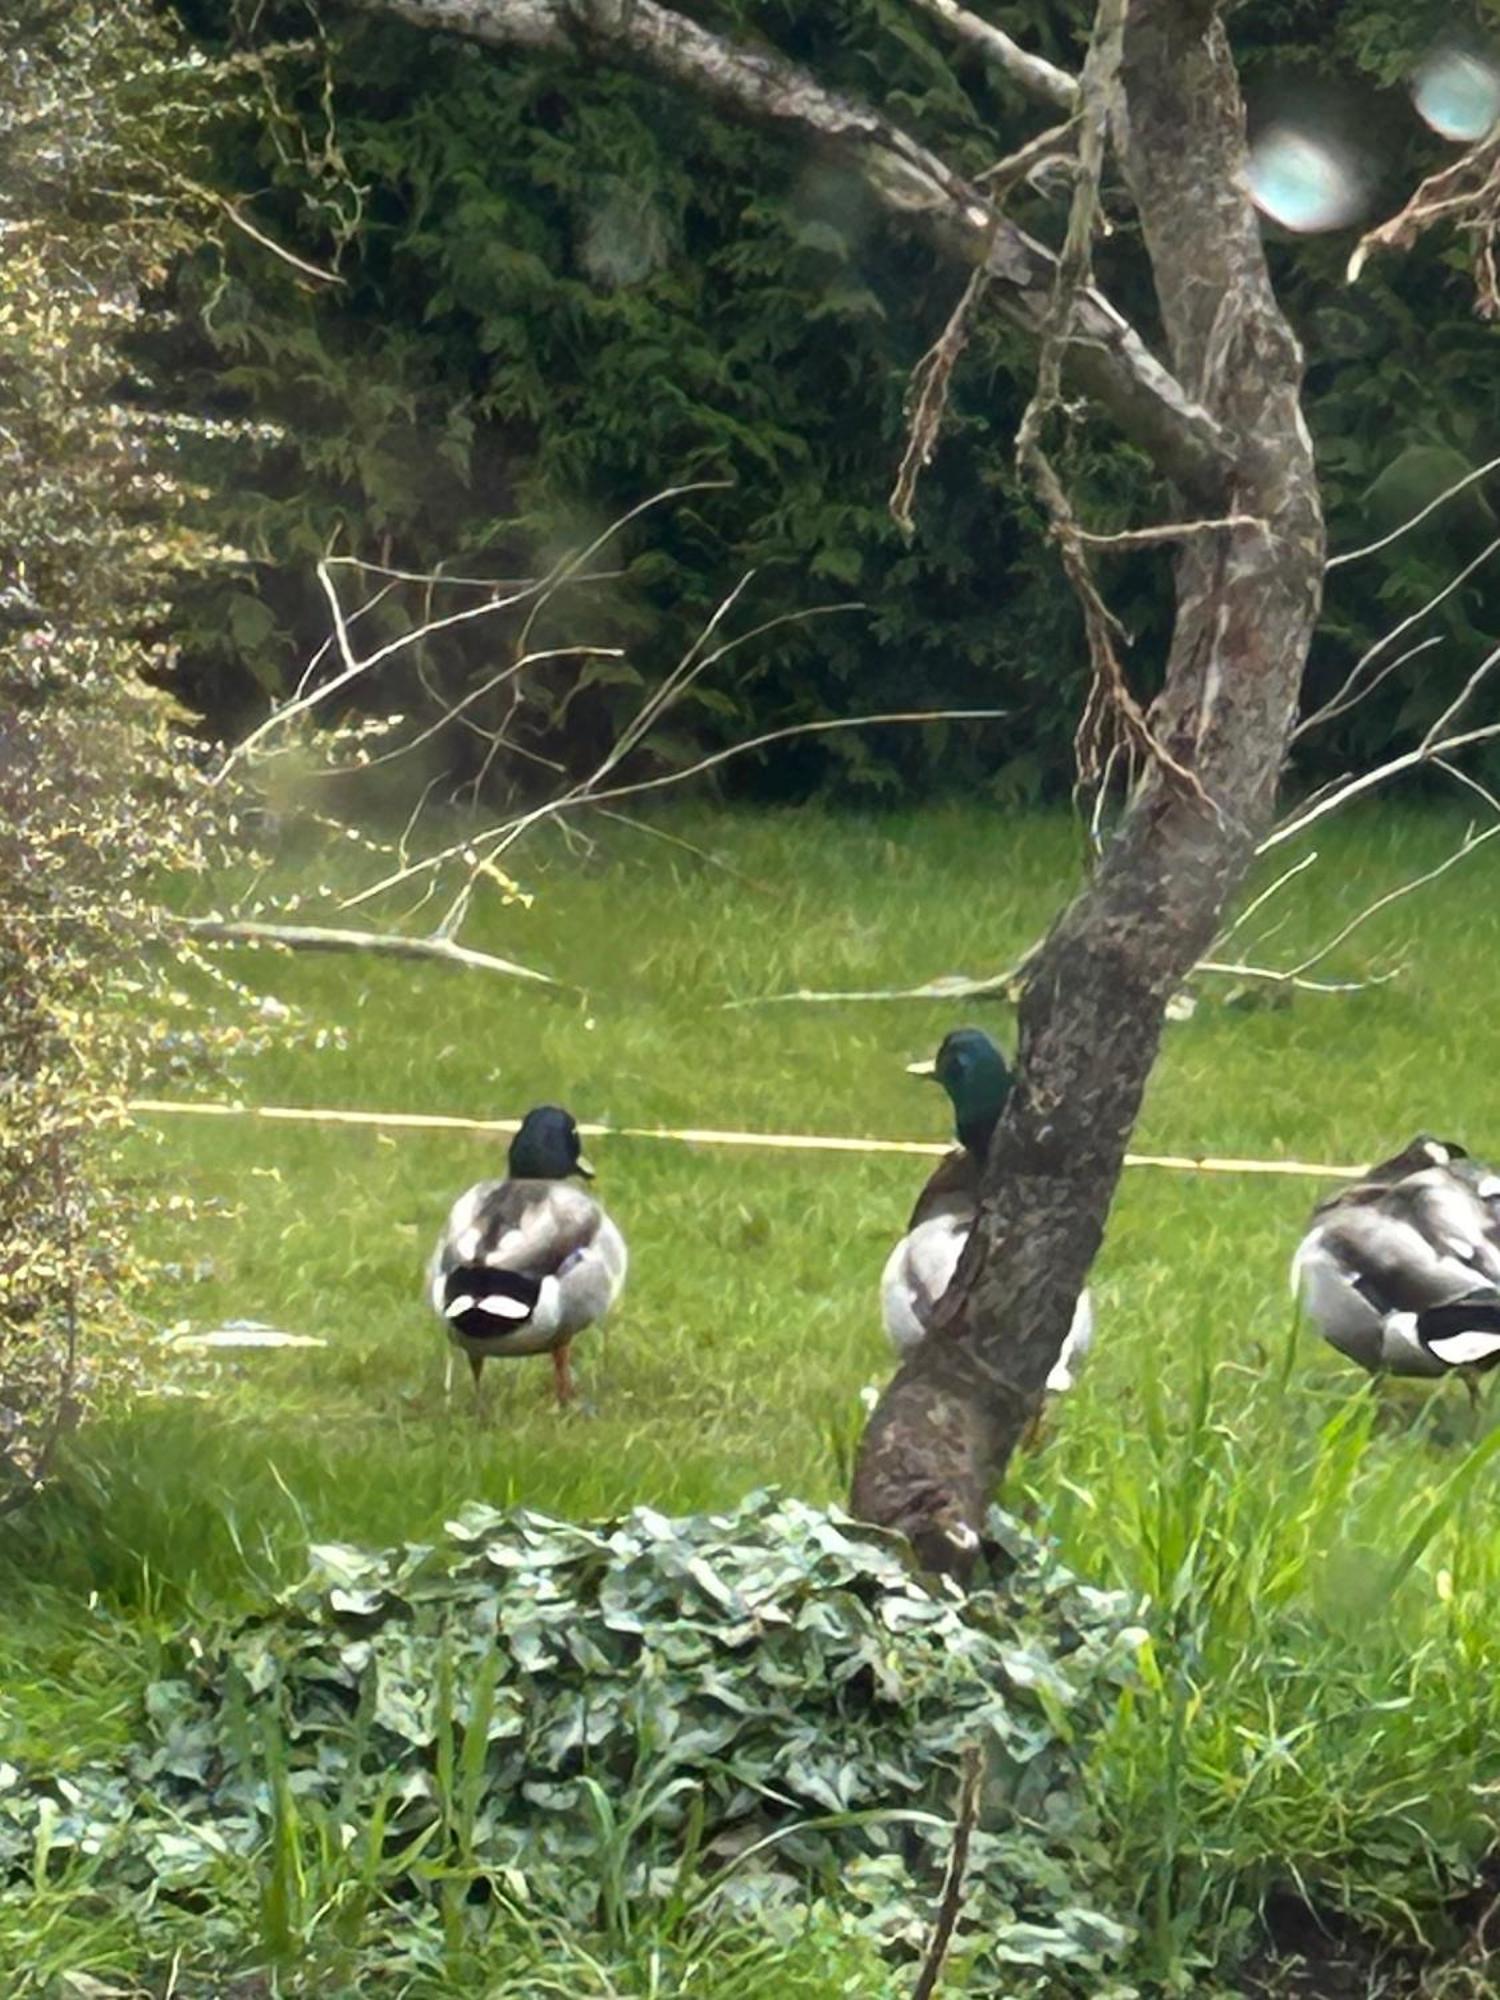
1;1494;1144;1991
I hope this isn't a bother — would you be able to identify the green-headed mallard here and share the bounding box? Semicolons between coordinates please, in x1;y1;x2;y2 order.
1292;1134;1500;1381
880;1027;1094;1389
427;1105;627;1406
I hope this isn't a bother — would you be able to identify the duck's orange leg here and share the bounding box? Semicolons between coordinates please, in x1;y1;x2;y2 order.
552;1343;576;1407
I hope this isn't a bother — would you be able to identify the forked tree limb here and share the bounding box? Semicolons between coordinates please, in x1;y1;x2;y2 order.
345;0;1231;503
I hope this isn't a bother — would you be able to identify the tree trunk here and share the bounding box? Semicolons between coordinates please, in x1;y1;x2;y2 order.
850;1;1325;1572
323;0;1324;1571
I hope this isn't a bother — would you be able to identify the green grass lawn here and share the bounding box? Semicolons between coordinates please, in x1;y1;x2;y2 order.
6;802;1500;1994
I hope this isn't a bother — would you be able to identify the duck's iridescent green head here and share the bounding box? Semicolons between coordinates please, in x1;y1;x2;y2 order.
907;1028;1012;1158
508;1104;594;1181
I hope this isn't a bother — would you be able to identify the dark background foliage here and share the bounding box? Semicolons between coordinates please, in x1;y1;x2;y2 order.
154;0;1500;801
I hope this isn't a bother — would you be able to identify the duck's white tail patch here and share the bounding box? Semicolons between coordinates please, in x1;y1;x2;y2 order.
1416;1295;1500;1370
1424;1328;1500;1367
474;1294;532;1320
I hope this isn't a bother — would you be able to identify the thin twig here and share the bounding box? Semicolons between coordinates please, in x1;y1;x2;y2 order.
340;706;1004;914
1291;635;1444;743
219;481;729;779
1280;822;1500;978
1328;451;1500;569
891;260;991;539
974;118;1079;196
1214;851;1319;945
911;1745;984;2000
1348;126;1500;314
1265;715;1500;850
1194;958;1403;994
721;962;1032;1009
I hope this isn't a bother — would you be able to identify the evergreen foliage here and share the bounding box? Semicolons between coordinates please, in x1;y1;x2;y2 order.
0;1493;1143;1992
158;0;1500;799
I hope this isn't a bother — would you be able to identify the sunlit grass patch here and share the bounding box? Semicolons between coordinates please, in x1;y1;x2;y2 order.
5;802;1500;1991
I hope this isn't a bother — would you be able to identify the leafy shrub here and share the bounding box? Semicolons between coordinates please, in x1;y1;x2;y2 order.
0;1493;1145;1992
0;0;247;1502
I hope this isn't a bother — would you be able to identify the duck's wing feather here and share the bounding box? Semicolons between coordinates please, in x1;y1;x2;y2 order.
907;1148;979;1230
1308;1182;1499;1318
432;1179;603;1285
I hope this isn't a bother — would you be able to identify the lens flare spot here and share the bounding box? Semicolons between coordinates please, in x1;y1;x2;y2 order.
1411;49;1500;143
1248;127;1368;234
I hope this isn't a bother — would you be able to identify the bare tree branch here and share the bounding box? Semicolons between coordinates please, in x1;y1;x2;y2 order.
905;0;1077;111
175;917;559;985
1194;958;1402;994
1280;822;1500;979
346;0;1231;502
891;258;992;538
1349;124;1500;314
1290;635;1444;744
342;705;1004;913
1293;534;1500;743
1328;451;1500;569
1270;638;1500;850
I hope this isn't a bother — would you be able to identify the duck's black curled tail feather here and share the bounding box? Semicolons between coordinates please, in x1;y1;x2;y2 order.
1416;1296;1500;1370
441;1267;542;1342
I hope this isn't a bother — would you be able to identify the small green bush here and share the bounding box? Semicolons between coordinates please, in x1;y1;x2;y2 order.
0;1493;1144;1993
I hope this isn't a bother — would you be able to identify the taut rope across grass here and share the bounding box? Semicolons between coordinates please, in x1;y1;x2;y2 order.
127;1097;1364;1180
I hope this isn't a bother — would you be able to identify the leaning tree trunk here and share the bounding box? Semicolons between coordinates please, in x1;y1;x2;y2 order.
316;0;1321;1570
850;1;1325;1571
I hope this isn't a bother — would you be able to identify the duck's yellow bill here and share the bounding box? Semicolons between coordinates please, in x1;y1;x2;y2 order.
905;1058;937;1076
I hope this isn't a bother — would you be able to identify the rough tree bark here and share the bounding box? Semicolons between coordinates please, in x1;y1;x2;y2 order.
331;0;1325;1570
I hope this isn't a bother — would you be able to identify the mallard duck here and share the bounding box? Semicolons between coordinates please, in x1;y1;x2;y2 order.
880;1028;1094;1390
427;1105;627;1407
1292;1134;1500;1384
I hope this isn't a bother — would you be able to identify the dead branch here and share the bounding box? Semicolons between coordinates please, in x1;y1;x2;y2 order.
974;118;1079;197
220;481;728;778
1213;851;1319;945
911;1744;984;2000
1294;533;1500;742
1010;0;1210;807
1075;513;1267;550
124;1096;1368;1180
890;259;992;538
175;917;558;985
341;703;999;916
1267;702;1500;850
1278;822;1500;978
1349;125;1500;314
1328;451;1500;569
1194;958;1402;994
1290;635;1444;744
904;0;1077;111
